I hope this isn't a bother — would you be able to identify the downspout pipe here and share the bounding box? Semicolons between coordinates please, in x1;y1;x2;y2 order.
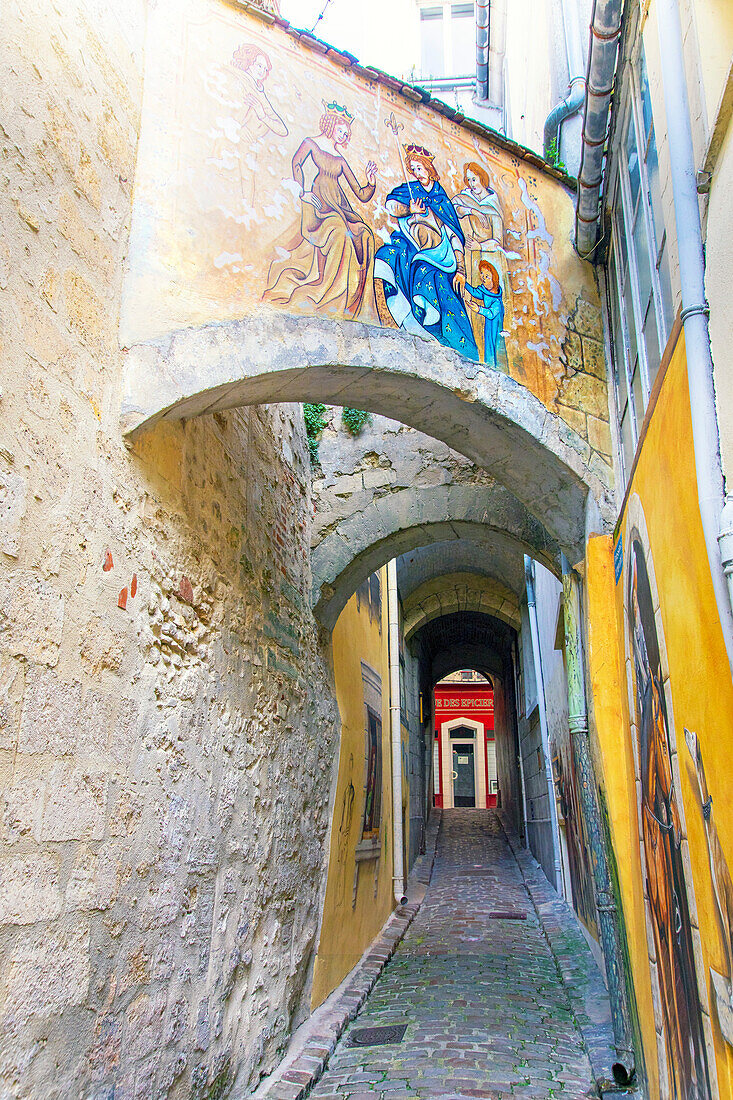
656;0;733;680
562;557;635;1086
524;557;564;894
476;0;489;101
575;0;623;257
543;0;586;159
387;560;407;907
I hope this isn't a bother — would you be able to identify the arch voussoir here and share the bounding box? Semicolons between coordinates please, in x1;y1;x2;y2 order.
122;314;614;562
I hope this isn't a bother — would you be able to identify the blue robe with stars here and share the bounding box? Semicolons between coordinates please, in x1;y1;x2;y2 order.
374;181;478;361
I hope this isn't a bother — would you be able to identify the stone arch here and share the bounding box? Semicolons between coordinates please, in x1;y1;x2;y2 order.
403;573;521;640
312;482;557;629
122;315;614;559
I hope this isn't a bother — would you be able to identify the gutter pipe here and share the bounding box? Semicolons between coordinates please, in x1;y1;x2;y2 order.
524;557;563;893
656;0;733;680
476;0;489;101
562;557;636;1086
543;0;586;159
575;0;623;257
387;559;407;906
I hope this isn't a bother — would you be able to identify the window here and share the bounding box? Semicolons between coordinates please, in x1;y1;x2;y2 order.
606;46;676;488
420;7;444;78
361;707;382;839
358;661;382;860
450;725;476;738
451;3;475;75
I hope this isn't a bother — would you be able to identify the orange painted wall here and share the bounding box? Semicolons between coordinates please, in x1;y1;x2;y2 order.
585;533;661;1097
589;332;733;1096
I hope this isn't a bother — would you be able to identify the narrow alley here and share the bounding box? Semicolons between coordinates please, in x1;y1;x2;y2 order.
309;812;607;1100
5;0;733;1096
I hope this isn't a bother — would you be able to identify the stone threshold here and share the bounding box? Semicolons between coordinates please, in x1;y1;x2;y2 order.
498;812;637;1096
245;810;443;1100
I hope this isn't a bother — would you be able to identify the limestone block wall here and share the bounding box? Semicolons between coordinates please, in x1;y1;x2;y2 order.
312;411;501;548
0;3;340;1097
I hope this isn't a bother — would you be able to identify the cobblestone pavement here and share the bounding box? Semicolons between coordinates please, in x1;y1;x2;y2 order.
309;810;597;1100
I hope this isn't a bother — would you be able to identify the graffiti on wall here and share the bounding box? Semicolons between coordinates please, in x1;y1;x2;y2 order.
627;534;712;1098
123;0;604;428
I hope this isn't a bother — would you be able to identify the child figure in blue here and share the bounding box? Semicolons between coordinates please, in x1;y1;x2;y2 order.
465;260;504;367
374;145;478;361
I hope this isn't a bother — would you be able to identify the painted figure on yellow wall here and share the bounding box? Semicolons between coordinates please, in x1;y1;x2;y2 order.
263;102;378;320
464;261;504;368
209;43;288;214
232;43;288;144
453;162;511;365
374;145;478;360
685;725;733;1046
629;538;711;1099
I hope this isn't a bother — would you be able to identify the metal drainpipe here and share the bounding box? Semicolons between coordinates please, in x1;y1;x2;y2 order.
524;558;564;894
543;0;586;159
575;0;623;257
656;0;733;680
562;557;635;1086
387;559;407;907
476;0;489;101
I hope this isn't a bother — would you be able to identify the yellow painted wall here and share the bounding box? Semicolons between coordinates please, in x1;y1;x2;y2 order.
585;533;661;1099
589;333;733;1096
311;571;395;1008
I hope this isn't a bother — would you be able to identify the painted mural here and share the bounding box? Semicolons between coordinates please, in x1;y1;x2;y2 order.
626;532;712;1099
122;0;604;425
685;725;733;1049
552;737;598;940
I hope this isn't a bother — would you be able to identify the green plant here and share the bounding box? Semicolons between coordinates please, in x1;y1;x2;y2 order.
342;407;372;436
546;137;568;175
303;402;327;465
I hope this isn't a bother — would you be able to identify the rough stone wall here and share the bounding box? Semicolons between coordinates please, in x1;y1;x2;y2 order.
312;411;500;546
556;296;613;465
0;4;339;1097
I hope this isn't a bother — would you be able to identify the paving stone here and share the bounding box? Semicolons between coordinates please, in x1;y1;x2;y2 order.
312;810;599;1098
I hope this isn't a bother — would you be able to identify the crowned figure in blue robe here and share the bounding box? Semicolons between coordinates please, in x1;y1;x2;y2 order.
373;145;478;361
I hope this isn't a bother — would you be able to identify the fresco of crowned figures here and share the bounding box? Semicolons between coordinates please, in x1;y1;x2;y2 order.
123;0;606;435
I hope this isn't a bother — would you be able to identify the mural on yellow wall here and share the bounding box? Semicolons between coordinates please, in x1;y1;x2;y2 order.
625;526;712;1098
685;726;733;1047
122;0;605;428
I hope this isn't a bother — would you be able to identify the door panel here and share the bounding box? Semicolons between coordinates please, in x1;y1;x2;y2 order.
452;744;476;807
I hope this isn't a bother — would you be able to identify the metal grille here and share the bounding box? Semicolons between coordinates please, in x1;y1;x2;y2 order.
350;1024;408;1047
488;910;527;920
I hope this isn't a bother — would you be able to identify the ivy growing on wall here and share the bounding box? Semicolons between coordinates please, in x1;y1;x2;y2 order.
303;402;327;465
342;407;372;436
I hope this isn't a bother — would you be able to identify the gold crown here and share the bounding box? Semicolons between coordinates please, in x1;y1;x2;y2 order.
404;143;434;159
322;100;354;122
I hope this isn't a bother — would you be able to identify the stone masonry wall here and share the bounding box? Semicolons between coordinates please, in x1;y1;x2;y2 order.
0;4;340;1097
